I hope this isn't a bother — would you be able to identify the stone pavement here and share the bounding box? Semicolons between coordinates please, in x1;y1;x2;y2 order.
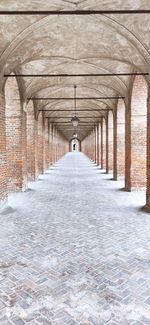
0;152;150;325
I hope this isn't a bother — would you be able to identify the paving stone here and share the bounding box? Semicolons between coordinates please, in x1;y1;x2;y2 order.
0;152;150;323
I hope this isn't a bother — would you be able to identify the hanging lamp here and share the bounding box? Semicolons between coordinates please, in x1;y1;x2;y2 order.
71;85;80;128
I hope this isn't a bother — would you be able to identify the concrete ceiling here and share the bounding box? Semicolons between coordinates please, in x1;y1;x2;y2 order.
0;0;150;140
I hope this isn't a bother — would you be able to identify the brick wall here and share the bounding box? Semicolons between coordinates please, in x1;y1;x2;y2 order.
131;75;147;189
0;93;7;208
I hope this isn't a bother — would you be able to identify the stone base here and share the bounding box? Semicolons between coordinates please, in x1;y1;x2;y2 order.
0;198;8;212
142;204;150;213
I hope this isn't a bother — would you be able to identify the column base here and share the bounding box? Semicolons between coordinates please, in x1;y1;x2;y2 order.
0;198;8;212
123;186;131;192
142;204;150;213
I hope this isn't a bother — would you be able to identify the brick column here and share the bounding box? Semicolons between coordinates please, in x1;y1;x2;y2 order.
0;94;7;208
38;112;44;174
106;116;109;174
97;123;100;166
108;111;114;173
27;101;38;181
42;114;46;172
125;105;131;191
145;94;150;211
45;119;49;169
52;125;56;164
95;125;97;164
103;119;106;170
117;100;125;177
101;119;103;169
6;103;27;192
49;122;53;165
113;110;117;180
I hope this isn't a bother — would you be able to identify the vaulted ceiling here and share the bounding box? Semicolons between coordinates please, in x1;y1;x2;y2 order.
0;0;150;140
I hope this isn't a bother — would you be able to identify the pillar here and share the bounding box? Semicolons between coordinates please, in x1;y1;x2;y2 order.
106;116;109;174
5;77;27;192
101;119;103;169
145;92;150;211
108;111;114;173
125;104;131;190
97;123;100;166
113;110;117;180
0;93;7;208
38;112;44;174
27;101;38;181
117;100;125;178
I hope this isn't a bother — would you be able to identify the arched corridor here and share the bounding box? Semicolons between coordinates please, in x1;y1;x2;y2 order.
0;1;150;323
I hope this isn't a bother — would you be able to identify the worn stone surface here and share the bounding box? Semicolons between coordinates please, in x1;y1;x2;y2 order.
0;152;150;324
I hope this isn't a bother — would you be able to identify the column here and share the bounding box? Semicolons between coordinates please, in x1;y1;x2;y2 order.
0;94;7;208
113;110;117;180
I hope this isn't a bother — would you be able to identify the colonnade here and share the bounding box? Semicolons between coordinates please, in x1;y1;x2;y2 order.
0;77;68;209
82;75;150;211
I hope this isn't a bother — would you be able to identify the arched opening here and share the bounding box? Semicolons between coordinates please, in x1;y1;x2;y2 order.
108;111;113;173
131;75;147;189
5;76;27;192
70;138;81;152
117;99;125;179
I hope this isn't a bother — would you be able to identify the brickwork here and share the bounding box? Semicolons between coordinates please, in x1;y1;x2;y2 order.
97;123;100;166
0;93;7;208
5;77;27;192
108;112;113;172
45;119;49;169
145;92;150;210
117;99;125;177
125;104;131;191
131;76;147;189
38;112;44;175
27;101;38;181
49;123;53;165
102;119;106;170
101;120;103;169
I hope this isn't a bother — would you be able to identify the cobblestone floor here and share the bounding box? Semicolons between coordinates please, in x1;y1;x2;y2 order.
0;152;150;325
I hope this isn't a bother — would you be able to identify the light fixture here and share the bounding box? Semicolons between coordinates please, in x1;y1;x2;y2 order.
71;85;80;128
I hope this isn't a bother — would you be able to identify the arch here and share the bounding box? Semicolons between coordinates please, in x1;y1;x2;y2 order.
70;138;81;152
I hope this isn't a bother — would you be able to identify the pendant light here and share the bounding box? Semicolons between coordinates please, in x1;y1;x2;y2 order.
71;85;80;128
